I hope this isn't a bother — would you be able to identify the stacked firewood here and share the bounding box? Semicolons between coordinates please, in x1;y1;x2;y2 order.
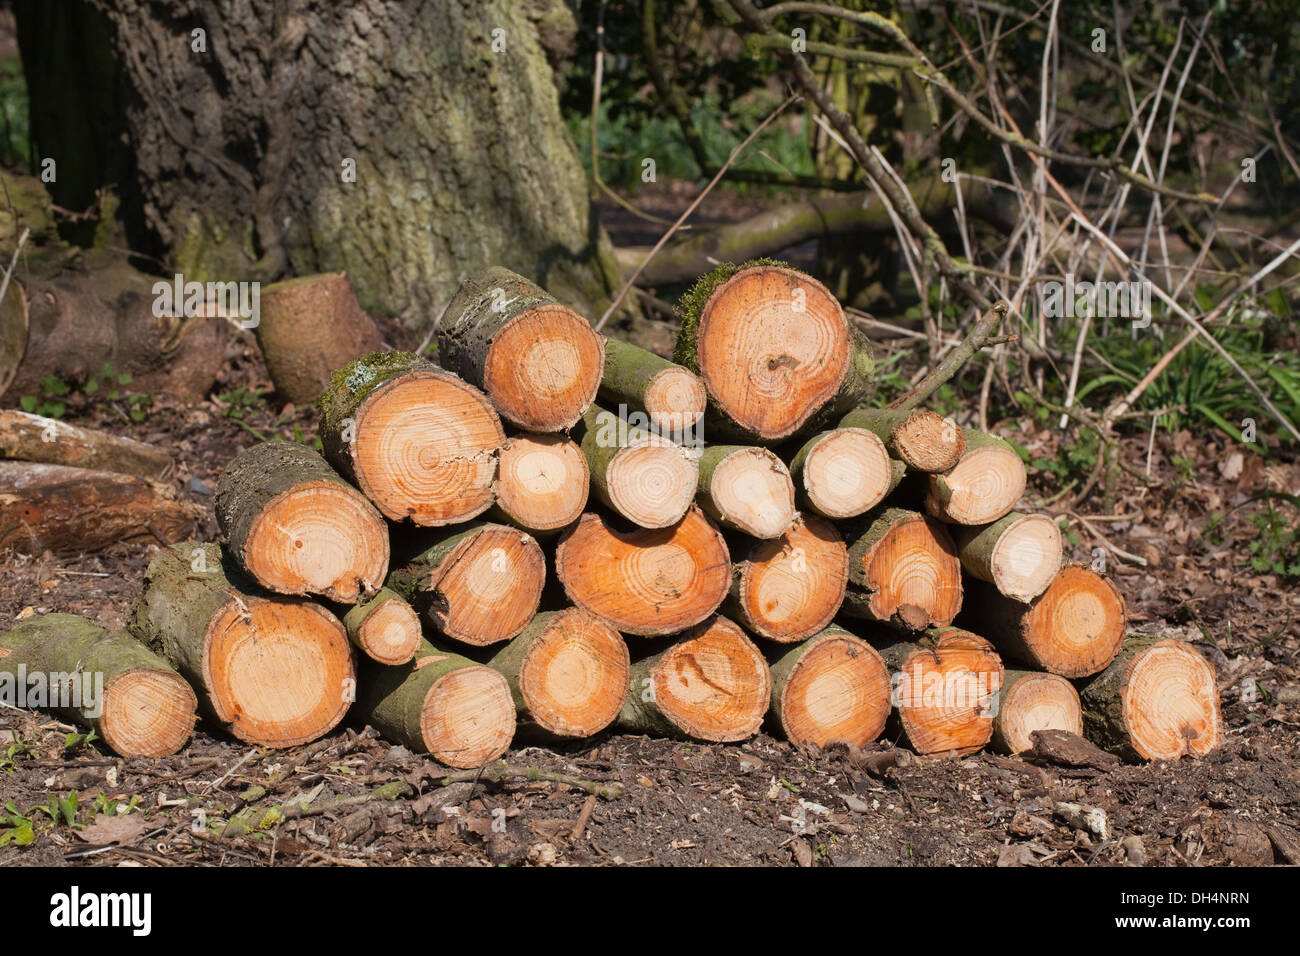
0;262;1223;768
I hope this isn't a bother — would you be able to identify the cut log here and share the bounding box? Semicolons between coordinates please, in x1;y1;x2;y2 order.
579;404;698;529
1079;636;1222;761
788;426;900;519
255;272;386;405
317;351;504;525
598;337;706;436
616;616;769;742
0;613;196;757
555;507;731;636
842;509;962;631
343;587;422;666
875;627;1004;756
838;407;965;474
673;261;875;441
215;441;389;603
356;638;516;769
386;523;546;646
925;429;1026;524
727;514;847;642
696;444;795;538
131;543;354;748
990;669;1083;755
955;512;1062;603
962;564;1126;678
0;409;173;480
490;433;589;534
0;461;201;556
437;266;604;432
488;608;629;738
768;626;892;748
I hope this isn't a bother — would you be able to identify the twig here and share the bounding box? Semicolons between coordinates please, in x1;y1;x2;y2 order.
888;302;1011;412
0;227;30;317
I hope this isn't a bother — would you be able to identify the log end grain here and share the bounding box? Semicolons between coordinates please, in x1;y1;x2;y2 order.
992;670;1082;754
772;628;891;749
846;510;962;631
798;427;893;519
926;436;1026;524
643;365;707;434
102;668;198;758
417;661;517;768
891;409;965;473
493;433;589;533
424;525;547;646
891;629;1003;756
515;608;629;737
704;446;796;539
483;304;604;431
730;514;847;642
606;435;699;529
1024;565;1126;677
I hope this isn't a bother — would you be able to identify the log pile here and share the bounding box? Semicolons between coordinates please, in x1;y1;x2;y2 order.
1;261;1222;768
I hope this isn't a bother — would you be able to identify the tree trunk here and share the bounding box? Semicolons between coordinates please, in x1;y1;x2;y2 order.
0;613;196;757
489;433;589;535
726;514;847;642
768;626;891;749
990;669;1082;755
577;404;698;529
696;444;796;539
0;409;173;480
842;508;963;630
598;338;706;436
787;426;900;519
954;512;1062;603
342;587;421;666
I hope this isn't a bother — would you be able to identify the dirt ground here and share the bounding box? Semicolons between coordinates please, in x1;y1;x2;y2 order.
2;190;1299;868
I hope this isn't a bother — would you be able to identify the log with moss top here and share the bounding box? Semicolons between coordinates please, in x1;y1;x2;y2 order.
838;407;965;474
788;426;902;519
0;613;196;757
954;512;1062;603
874;627;1004;756
488;608;629;738
1078;635;1222;762
673;260;875;442
696;444;796;539
386;523;546;646
356;638;516;769
343;587;422;666
255;271;385;405
924;429;1026;525
488;433;589;535
216;441;389;603
577;403;698;529
598;338;706;436
990;669;1083;755
768;626;891;749
842;509;963;631
616;616;770;742
726;514;847;642
436;266;605;432
130;543;354;748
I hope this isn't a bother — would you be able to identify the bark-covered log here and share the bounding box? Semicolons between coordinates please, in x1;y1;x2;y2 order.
788;426;901;519
131;543;355;748
355;638;516;769
255;272;385;405
342;587;421;666
555;507;731;636
437;267;604;431
696;444;795;539
386;523;545;646
0;409;173;480
842;508;963;631
616;616;769;742
726;514;847;642
215;441;389;603
961;564;1125;678
924;429;1026;525
1078;636;1222;762
954;512;1062;603
838;407;965;474
874;627;1004;756
489;433;589;535
578;404;698;529
598;337;706;436
488;608;629;738
990;669;1082;755
0;613;196;757
0;266;27;399
674;261;875;442
0;461;201;555
768;626;891;748
317;351;504;525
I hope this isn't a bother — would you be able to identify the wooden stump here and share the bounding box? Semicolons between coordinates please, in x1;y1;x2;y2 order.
216;441;389;603
726;514;848;642
617;616;770;742
769;626;891;748
131;543;354;748
0;613;196;757
1079;636;1222;762
842;509;963;631
955;512;1062;603
788;426;900;519
490;433;589;534
990;669;1082;754
386;524;546;646
317;351;504;526
579;404;698;529
840;406;966;474
488;608;629;738
356;639;516;768
343;587;422;666
697;444;796;538
0;409;173;480
925;429;1026;524
555;507;731;636
437;266;604;431
598;338;706;436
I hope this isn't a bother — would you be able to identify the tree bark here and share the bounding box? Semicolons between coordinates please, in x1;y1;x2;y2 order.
598;338;705;435
0;409;173;480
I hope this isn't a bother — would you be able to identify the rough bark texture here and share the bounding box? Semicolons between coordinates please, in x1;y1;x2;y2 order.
76;0;620;329
0;409;173;480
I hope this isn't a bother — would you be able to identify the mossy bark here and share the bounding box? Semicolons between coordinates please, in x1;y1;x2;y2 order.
1077;634;1160;762
598;338;696;421
342;587;419;665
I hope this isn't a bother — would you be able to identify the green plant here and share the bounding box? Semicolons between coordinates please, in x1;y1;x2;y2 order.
1247;503;1300;579
18;374;71;418
63;727;99;753
0;802;36;847
0;733;31;773
218;386;269;421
